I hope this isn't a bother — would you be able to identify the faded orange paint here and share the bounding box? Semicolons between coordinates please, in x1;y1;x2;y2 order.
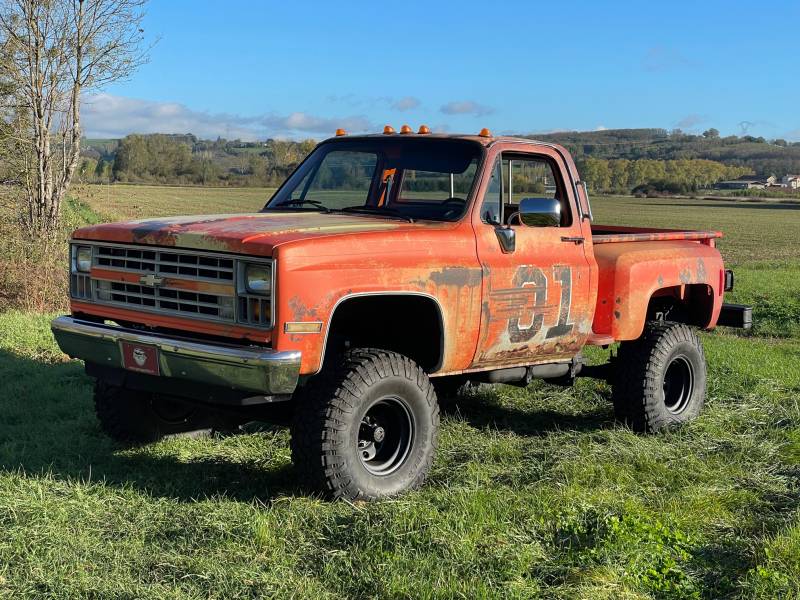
592;240;723;340
68;134;733;379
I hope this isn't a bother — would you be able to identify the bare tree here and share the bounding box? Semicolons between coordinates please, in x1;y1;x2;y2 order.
0;0;149;233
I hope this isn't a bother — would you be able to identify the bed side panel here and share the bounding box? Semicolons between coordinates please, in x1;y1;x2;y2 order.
592;240;724;340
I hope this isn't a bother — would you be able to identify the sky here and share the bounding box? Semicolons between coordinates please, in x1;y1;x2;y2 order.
84;0;800;142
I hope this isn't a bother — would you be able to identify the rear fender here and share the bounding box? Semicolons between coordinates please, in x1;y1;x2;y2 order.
594;245;724;341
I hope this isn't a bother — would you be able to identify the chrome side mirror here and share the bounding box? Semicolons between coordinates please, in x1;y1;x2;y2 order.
518;197;560;227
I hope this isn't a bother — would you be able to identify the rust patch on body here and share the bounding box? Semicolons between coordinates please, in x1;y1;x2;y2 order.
429;267;482;288
696;257;707;281
288;296;318;321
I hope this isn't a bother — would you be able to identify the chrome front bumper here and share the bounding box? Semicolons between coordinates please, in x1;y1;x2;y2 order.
51;316;301;395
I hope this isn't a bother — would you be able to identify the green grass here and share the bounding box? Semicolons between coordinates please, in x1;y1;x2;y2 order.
0;190;798;597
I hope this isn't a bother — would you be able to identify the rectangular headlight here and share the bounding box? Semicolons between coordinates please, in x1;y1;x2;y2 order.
245;263;272;295
76;246;92;272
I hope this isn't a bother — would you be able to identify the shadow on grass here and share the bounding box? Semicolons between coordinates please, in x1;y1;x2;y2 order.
440;388;614;437
0;348;301;502
0;349;617;502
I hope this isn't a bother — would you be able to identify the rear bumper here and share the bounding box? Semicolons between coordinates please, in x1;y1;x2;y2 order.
51;316;301;396
717;303;753;329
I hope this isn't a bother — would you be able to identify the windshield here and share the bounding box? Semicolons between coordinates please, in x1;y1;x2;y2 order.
263;138;483;222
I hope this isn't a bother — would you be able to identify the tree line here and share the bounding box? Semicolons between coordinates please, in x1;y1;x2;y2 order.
577;157;752;194
537;128;800;179
77;133;756;195
78;134;317;187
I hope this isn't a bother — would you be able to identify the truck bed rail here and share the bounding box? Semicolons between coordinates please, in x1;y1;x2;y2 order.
591;225;722;245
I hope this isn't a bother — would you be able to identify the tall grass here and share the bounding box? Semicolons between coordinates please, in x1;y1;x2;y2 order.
0;190;101;313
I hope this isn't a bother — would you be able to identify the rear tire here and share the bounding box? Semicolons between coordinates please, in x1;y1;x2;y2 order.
612;321;706;432
94;381;214;443
290;348;439;501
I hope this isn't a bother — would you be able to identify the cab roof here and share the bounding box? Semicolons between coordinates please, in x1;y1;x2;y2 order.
322;132;553;148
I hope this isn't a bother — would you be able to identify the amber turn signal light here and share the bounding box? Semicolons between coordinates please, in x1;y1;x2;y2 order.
284;321;323;334
335;128;347;136
479;127;492;138
383;125;395;134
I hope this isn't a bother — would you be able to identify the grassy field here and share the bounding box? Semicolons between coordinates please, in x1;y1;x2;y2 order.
74;183;274;222
0;186;798;597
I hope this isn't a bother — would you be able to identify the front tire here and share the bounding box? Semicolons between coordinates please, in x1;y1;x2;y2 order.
612;321;707;432
94;381;214;443
291;348;439;501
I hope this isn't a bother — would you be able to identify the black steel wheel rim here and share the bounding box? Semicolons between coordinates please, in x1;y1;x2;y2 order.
663;354;694;414
358;396;414;476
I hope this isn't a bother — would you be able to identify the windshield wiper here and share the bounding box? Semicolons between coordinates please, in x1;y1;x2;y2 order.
271;199;331;213
340;206;414;223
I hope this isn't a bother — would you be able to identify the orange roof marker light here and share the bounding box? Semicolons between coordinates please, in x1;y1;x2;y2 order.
335;128;347;136
417;125;431;134
479;127;492;138
399;124;413;134
383;125;396;135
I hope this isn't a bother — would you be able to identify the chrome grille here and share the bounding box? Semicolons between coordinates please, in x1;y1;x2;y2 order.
95;246;234;282
98;281;234;320
70;243;272;329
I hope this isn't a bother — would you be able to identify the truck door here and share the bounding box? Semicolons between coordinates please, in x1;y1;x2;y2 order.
471;149;593;367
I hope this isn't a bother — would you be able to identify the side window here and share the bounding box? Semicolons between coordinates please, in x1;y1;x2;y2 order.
511;159;557;199
480;158;503;225
506;156;571;227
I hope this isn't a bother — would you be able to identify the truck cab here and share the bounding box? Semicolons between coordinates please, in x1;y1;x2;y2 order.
52;127;751;500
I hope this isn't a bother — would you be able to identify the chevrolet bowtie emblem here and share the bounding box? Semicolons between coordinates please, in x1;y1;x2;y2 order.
139;274;164;287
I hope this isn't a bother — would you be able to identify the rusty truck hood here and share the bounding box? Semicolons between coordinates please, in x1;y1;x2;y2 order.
72;212;407;255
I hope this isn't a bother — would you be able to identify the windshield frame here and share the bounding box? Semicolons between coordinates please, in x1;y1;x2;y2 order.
262;137;487;223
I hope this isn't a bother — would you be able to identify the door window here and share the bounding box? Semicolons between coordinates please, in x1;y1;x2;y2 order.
479;154;572;227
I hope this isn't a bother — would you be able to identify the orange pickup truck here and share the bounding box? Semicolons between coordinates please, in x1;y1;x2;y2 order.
52;128;751;500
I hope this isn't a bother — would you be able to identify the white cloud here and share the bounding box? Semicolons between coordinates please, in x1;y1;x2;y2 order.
81;93;373;140
325;94;421;113
595;125;608;131
392;96;421;111
440;100;494;117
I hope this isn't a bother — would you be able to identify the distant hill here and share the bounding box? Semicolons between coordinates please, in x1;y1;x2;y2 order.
529;128;800;177
77;129;800;191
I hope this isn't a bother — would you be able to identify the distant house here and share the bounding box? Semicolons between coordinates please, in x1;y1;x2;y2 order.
781;175;800;190
714;175;776;190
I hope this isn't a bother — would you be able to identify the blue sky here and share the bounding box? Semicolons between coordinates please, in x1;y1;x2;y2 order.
84;0;800;141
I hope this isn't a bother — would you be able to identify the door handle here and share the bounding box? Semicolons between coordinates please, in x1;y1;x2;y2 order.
561;236;585;245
